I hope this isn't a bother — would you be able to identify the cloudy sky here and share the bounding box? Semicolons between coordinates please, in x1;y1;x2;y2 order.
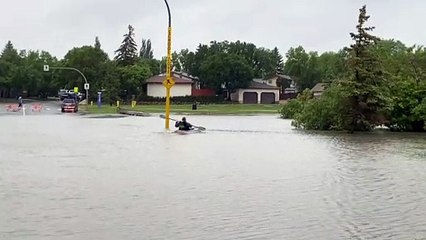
0;0;425;60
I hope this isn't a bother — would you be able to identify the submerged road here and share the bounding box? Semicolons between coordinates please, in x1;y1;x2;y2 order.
0;100;63;116
1;109;425;240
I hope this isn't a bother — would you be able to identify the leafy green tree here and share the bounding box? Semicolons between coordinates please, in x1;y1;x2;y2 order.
200;52;253;98
0;41;59;98
387;78;426;131
283;46;321;90
38;51;60;97
114;25;138;66
373;40;426;131
173;49;191;73
227;41;278;78
139;58;161;75
118;62;152;99
102;61;121;105
18;50;44;96
60;45;110;99
407;45;426;85
182;41;282;80
317;50;348;81
171;51;181;72
139;39;153;59
187;43;215;77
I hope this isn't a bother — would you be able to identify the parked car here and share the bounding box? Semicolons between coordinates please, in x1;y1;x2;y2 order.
61;98;78;113
58;89;71;100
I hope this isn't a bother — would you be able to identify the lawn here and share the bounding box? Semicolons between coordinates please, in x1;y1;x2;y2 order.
85;103;283;115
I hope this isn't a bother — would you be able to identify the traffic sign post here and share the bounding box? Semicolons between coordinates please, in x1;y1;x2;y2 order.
84;83;89;105
162;77;175;89
97;92;102;108
164;0;173;130
42;65;90;106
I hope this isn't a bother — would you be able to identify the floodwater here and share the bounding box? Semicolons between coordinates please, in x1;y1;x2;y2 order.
1;102;426;240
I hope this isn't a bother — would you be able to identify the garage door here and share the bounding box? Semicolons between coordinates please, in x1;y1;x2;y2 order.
261;92;275;104
243;92;258;104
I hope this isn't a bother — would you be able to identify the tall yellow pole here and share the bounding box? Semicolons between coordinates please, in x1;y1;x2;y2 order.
163;0;174;129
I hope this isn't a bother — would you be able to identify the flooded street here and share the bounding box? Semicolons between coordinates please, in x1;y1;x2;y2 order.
1;107;426;240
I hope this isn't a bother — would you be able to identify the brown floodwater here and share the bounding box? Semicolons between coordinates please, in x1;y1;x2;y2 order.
1;107;425;239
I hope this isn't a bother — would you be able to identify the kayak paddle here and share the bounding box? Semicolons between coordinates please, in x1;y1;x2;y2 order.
159;114;206;131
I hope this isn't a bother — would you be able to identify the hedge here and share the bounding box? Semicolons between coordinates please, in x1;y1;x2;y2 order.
136;95;227;104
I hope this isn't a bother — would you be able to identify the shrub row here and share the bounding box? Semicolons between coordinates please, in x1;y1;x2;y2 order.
136;95;227;104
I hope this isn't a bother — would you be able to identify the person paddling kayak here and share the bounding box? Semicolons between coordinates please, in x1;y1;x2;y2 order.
174;117;193;131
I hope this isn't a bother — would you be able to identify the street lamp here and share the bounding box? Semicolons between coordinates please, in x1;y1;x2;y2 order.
43;65;90;107
162;0;175;129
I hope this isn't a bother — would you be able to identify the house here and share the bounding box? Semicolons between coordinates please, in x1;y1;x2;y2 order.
311;83;328;97
254;74;297;100
230;81;280;104
146;72;194;97
191;88;216;97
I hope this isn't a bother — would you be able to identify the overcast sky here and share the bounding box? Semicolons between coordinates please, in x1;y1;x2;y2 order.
0;0;425;60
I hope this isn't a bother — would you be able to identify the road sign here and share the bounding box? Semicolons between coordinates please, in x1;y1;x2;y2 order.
43;65;49;72
84;83;90;90
97;92;102;108
74;87;79;93
163;78;175;88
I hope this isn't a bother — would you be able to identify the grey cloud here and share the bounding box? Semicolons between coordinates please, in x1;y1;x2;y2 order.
0;0;425;60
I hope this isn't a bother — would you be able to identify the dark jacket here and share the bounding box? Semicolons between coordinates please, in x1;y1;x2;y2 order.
175;121;192;130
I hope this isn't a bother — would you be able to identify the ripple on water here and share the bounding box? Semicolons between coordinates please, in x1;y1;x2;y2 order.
1;115;425;240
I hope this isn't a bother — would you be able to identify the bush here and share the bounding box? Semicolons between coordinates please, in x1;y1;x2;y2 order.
283;83;351;130
299;83;351;130
279;99;302;119
279;89;313;119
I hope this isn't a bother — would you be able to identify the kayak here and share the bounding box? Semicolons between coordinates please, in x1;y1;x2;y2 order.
174;128;205;135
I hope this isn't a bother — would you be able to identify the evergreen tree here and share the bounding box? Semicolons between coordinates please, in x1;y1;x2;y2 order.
114;25;138;66
0;41;21;95
272;47;284;74
139;39;153;59
94;36;101;49
344;5;388;131
1;40;20;63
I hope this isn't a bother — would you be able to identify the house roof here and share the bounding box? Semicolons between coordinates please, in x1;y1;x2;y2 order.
146;73;193;84
311;83;328;92
246;81;280;90
276;74;293;80
252;78;264;83
173;71;199;80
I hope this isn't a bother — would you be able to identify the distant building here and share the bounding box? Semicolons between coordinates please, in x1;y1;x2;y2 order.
145;72;194;97
254;74;297;100
231;81;280;104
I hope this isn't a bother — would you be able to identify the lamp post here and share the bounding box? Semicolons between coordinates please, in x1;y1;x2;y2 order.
43;65;90;108
163;0;175;129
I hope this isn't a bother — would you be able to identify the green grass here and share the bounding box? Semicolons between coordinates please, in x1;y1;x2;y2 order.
85;103;283;115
